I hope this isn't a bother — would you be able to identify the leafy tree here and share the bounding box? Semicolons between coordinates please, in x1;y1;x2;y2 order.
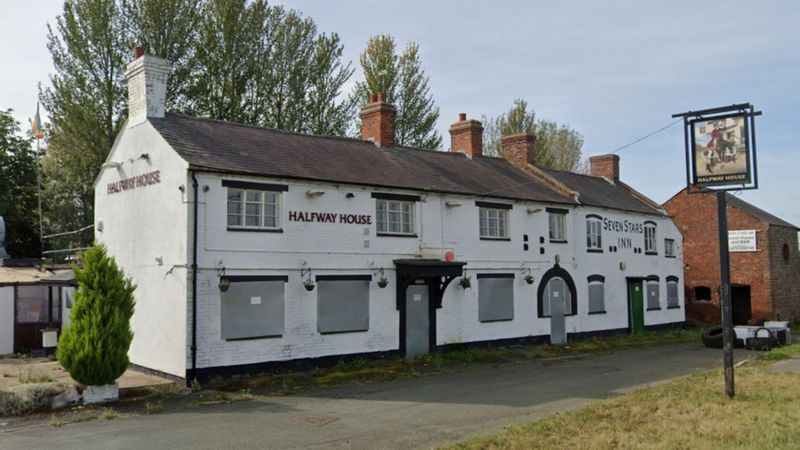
57;245;136;386
482;98;584;171
304;32;356;136
41;0;128;235
124;0;202;111
353;35;441;149
0;110;40;257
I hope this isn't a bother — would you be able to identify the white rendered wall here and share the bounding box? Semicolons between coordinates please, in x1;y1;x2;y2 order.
94;121;190;378
191;172;685;370
0;287;13;354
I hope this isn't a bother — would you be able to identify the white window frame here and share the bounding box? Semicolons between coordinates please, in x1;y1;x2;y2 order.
549;210;567;242
665;238;675;258
479;207;510;239
227;188;281;230
644;222;657;254
586;215;602;251
376;199;415;235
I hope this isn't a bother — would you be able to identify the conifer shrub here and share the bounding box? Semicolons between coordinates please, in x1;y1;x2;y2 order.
57;245;136;386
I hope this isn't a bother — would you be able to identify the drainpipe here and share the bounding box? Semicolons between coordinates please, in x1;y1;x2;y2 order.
189;171;199;386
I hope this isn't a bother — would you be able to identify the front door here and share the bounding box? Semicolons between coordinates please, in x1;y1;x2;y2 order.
405;284;430;359
547;277;567;345
628;280;644;334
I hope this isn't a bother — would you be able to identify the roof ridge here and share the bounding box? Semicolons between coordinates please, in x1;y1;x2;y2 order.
162;112;371;146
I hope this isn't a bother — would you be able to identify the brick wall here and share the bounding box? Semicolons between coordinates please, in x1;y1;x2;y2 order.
767;226;800;321
664;190;773;324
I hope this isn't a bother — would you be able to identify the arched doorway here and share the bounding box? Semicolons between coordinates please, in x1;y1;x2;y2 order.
537;265;577;344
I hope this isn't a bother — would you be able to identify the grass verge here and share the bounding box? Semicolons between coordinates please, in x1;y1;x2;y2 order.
446;342;800;449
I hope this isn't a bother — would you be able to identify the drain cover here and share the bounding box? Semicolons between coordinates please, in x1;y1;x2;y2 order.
294;416;339;427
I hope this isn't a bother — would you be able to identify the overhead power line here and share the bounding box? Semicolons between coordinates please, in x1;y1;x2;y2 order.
610;118;683;154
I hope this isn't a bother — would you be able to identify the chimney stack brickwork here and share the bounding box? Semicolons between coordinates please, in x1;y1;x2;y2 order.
360;92;396;147
590;154;620;182
125;49;170;127
449;113;484;158
501;133;536;167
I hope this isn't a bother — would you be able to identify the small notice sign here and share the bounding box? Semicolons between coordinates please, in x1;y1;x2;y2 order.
729;230;757;252
250;296;262;305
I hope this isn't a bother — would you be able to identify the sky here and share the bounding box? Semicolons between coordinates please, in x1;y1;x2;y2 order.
2;0;799;225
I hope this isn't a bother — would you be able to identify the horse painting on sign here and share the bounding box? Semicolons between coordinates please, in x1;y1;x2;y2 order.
693;115;749;184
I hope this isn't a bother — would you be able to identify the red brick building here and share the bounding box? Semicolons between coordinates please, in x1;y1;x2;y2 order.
664;189;800;324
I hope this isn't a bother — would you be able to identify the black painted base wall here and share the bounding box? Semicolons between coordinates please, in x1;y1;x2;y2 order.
179;320;687;385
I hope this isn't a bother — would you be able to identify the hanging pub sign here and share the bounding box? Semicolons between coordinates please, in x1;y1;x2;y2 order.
673;103;761;191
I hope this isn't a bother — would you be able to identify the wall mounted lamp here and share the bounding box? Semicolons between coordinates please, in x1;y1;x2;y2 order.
101;161;122;169
459;270;472;289
306;190;326;198
445;201;463;208
526;208;542;214
523;268;535;285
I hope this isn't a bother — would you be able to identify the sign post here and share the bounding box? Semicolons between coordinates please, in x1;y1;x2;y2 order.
672;103;762;399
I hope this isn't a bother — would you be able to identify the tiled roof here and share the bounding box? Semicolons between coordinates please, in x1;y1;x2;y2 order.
725;193;798;229
543;169;664;216
150;114;573;205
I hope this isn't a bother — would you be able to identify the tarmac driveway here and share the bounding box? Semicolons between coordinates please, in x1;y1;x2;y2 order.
1;343;753;450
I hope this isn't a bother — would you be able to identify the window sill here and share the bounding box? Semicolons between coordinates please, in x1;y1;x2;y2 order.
588;310;607;315
646;307;662;311
227;227;283;233
480;237;511;241
587;248;603;253
319;329;369;335
665;255;676;258
479;318;514;323
550;240;568;244
666;305;681;309
376;232;418;238
538;313;577;318
225;334;282;341
645;251;658;256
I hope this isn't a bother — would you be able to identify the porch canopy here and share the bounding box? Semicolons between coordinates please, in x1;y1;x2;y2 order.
393;259;466;309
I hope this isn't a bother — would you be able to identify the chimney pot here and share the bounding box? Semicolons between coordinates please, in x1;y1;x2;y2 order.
449;115;483;158
370;93;378;103
377;92;386;102
133;47;145;59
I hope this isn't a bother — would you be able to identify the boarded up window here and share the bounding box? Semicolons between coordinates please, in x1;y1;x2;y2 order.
317;276;370;333
478;274;514;322
221;276;286;340
588;275;605;313
646;277;660;310
542;277;572;316
667;276;680;308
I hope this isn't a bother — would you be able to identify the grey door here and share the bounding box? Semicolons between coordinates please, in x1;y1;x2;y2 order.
547;278;567;345
405;284;430;359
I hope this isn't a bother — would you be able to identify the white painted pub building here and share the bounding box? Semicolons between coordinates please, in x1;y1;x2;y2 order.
95;51;685;381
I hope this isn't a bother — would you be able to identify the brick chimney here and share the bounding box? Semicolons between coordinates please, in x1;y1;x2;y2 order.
501;133;536;167
449;113;483;158
590;154;620;182
360;92;396;147
125;47;170;127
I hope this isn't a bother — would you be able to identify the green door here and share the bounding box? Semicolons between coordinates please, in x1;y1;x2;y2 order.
628;280;644;334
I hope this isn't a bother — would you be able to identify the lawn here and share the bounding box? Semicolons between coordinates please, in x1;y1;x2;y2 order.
447;344;800;450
